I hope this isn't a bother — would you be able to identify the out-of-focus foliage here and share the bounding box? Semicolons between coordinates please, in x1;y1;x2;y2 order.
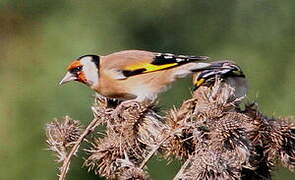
0;0;294;179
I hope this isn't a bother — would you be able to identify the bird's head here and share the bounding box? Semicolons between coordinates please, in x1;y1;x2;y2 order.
59;55;100;87
193;61;245;89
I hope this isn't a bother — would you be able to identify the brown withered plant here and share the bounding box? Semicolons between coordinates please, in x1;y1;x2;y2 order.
46;80;295;180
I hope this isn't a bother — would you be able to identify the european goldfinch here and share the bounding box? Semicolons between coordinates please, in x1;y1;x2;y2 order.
193;61;248;99
59;50;211;102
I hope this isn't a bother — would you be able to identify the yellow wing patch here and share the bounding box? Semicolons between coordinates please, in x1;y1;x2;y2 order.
194;78;205;87
125;63;178;73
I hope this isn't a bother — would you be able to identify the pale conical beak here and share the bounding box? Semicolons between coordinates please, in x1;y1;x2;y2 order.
59;72;76;85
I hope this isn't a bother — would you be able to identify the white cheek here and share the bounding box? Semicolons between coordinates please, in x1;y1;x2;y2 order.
80;58;99;86
84;66;98;85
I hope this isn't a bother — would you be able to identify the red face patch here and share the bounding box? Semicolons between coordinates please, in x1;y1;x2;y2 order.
67;60;87;84
77;72;87;83
67;60;81;71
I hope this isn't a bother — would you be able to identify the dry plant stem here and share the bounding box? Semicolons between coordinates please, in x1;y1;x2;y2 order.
139;135;172;169
173;157;191;180
59;116;100;180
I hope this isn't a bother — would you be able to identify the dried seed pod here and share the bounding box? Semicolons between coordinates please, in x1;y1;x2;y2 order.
45;116;82;162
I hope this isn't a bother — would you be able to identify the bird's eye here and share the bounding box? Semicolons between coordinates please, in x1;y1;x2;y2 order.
70;66;83;74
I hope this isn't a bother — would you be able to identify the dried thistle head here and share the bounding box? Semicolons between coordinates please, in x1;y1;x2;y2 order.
116;158;149;180
45;116;82;162
193;80;240;112
256;116;295;171
137;111;166;148
84;131;150;179
90;95;118;126
162;106;196;160
164;79;253;158
163;77;269;180
277;117;295;171
181;147;242;180
119;167;149;180
237;103;295;176
85;95;165;178
84;134;124;178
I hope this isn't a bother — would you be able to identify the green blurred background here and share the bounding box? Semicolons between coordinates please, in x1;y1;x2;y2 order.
0;0;294;179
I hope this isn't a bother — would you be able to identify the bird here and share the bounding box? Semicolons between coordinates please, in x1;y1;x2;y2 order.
192;61;248;100
59;50;212;102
